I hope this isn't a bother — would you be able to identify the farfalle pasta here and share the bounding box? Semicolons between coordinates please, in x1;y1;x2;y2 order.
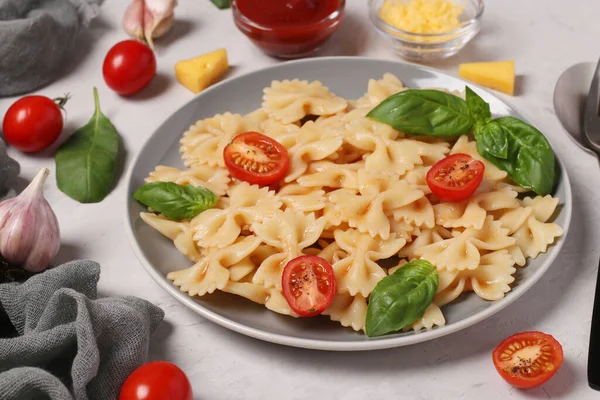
138;73;564;335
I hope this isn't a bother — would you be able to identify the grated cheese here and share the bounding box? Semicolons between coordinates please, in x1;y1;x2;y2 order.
379;0;465;34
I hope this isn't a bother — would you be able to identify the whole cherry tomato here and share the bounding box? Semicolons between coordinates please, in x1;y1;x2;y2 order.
2;95;67;153
103;40;156;96
119;361;193;400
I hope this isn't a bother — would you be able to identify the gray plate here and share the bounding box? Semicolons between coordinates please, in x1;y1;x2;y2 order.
125;57;572;351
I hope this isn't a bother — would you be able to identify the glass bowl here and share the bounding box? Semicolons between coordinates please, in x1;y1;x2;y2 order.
368;0;484;62
232;0;345;59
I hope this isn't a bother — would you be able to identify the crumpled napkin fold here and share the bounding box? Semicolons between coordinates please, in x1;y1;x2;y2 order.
0;261;165;400
0;0;103;97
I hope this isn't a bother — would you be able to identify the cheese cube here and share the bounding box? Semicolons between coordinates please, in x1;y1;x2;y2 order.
459;61;515;96
175;48;229;94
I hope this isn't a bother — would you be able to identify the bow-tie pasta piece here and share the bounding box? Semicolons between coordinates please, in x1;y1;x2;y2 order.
140;213;202;262
145;165;231;196
251;210;326;290
344;135;425;175
398;226;450;260
262;79;348;125
342;108;401;140
221;280;297;317
507;245;527;267
354;73;406;109
512;215;564;258
415;231;481;271
402;166;431;194
297;161;361;190
391;196;435;229
435;250;517;306
316;241;348;265
522;195;560;222
498;207;533;234
285;124;344;182
333;229;406;296
262;118;301;148
434;190;520;230
168;235;262;296
390;220;420;242
405;303;446;331
243;108;270;128
329;180;424;240
180;112;249;168
465;216;517;251
278;183;326;213
192;182;282;248
322;293;368;332
450;136;508;181
228;244;278;282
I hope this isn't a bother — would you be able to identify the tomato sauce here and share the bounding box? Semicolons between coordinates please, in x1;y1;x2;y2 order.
233;0;344;58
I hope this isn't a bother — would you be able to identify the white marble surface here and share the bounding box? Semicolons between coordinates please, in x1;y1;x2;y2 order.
1;0;600;398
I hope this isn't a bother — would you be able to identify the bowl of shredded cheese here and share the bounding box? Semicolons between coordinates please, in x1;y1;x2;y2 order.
369;0;484;61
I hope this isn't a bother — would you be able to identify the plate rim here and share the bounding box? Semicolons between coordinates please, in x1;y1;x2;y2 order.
124;56;573;351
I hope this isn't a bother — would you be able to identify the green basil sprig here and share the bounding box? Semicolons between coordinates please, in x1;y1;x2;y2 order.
210;0;230;9
365;260;438;337
366;89;474;137
367;86;556;195
55;88;120;203
134;182;218;220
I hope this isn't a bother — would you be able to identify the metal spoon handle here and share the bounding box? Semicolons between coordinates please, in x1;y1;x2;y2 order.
588;257;600;390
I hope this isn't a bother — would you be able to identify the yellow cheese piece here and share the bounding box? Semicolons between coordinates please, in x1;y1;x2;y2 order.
175;48;229;94
459;61;515;96
379;0;464;34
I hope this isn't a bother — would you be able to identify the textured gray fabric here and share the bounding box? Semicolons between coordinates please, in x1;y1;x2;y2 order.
0;0;103;97
0;138;19;200
0;261;165;400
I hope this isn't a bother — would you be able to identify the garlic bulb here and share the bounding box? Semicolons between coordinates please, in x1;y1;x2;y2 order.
123;0;178;50
0;168;60;272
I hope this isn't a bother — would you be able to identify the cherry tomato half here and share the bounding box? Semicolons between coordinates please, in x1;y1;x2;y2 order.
426;153;485;202
103;40;156;96
282;255;336;317
223;131;289;186
2;95;66;153
492;331;564;389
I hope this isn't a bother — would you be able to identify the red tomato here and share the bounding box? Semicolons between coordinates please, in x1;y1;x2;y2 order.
2;95;66;152
119;361;192;400
223;131;289;186
426;153;485;202
492;331;564;389
282;255;336;317
103;40;156;96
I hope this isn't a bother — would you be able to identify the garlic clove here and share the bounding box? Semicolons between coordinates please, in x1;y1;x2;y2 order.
0;168;60;273
143;0;177;50
123;0;146;41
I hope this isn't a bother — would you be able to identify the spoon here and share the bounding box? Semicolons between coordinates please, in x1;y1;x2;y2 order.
553;61;597;153
553;60;600;391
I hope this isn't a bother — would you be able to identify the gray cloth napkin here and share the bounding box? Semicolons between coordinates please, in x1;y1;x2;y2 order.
0;0;102;97
0;261;165;400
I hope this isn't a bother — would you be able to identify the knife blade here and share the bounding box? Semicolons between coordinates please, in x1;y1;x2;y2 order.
584;57;600;391
584;58;600;152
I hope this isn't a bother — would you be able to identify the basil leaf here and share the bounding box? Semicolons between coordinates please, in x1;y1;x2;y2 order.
365;260;438;337
476;116;556;195
55;88;120;203
474;120;508;159
210;0;230;9
134;182;218;220
367;89;474;137
465;86;491;123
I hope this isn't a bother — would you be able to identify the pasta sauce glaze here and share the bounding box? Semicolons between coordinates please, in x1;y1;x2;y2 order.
233;0;344;57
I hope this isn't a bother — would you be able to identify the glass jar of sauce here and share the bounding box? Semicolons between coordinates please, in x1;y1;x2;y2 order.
232;0;345;59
